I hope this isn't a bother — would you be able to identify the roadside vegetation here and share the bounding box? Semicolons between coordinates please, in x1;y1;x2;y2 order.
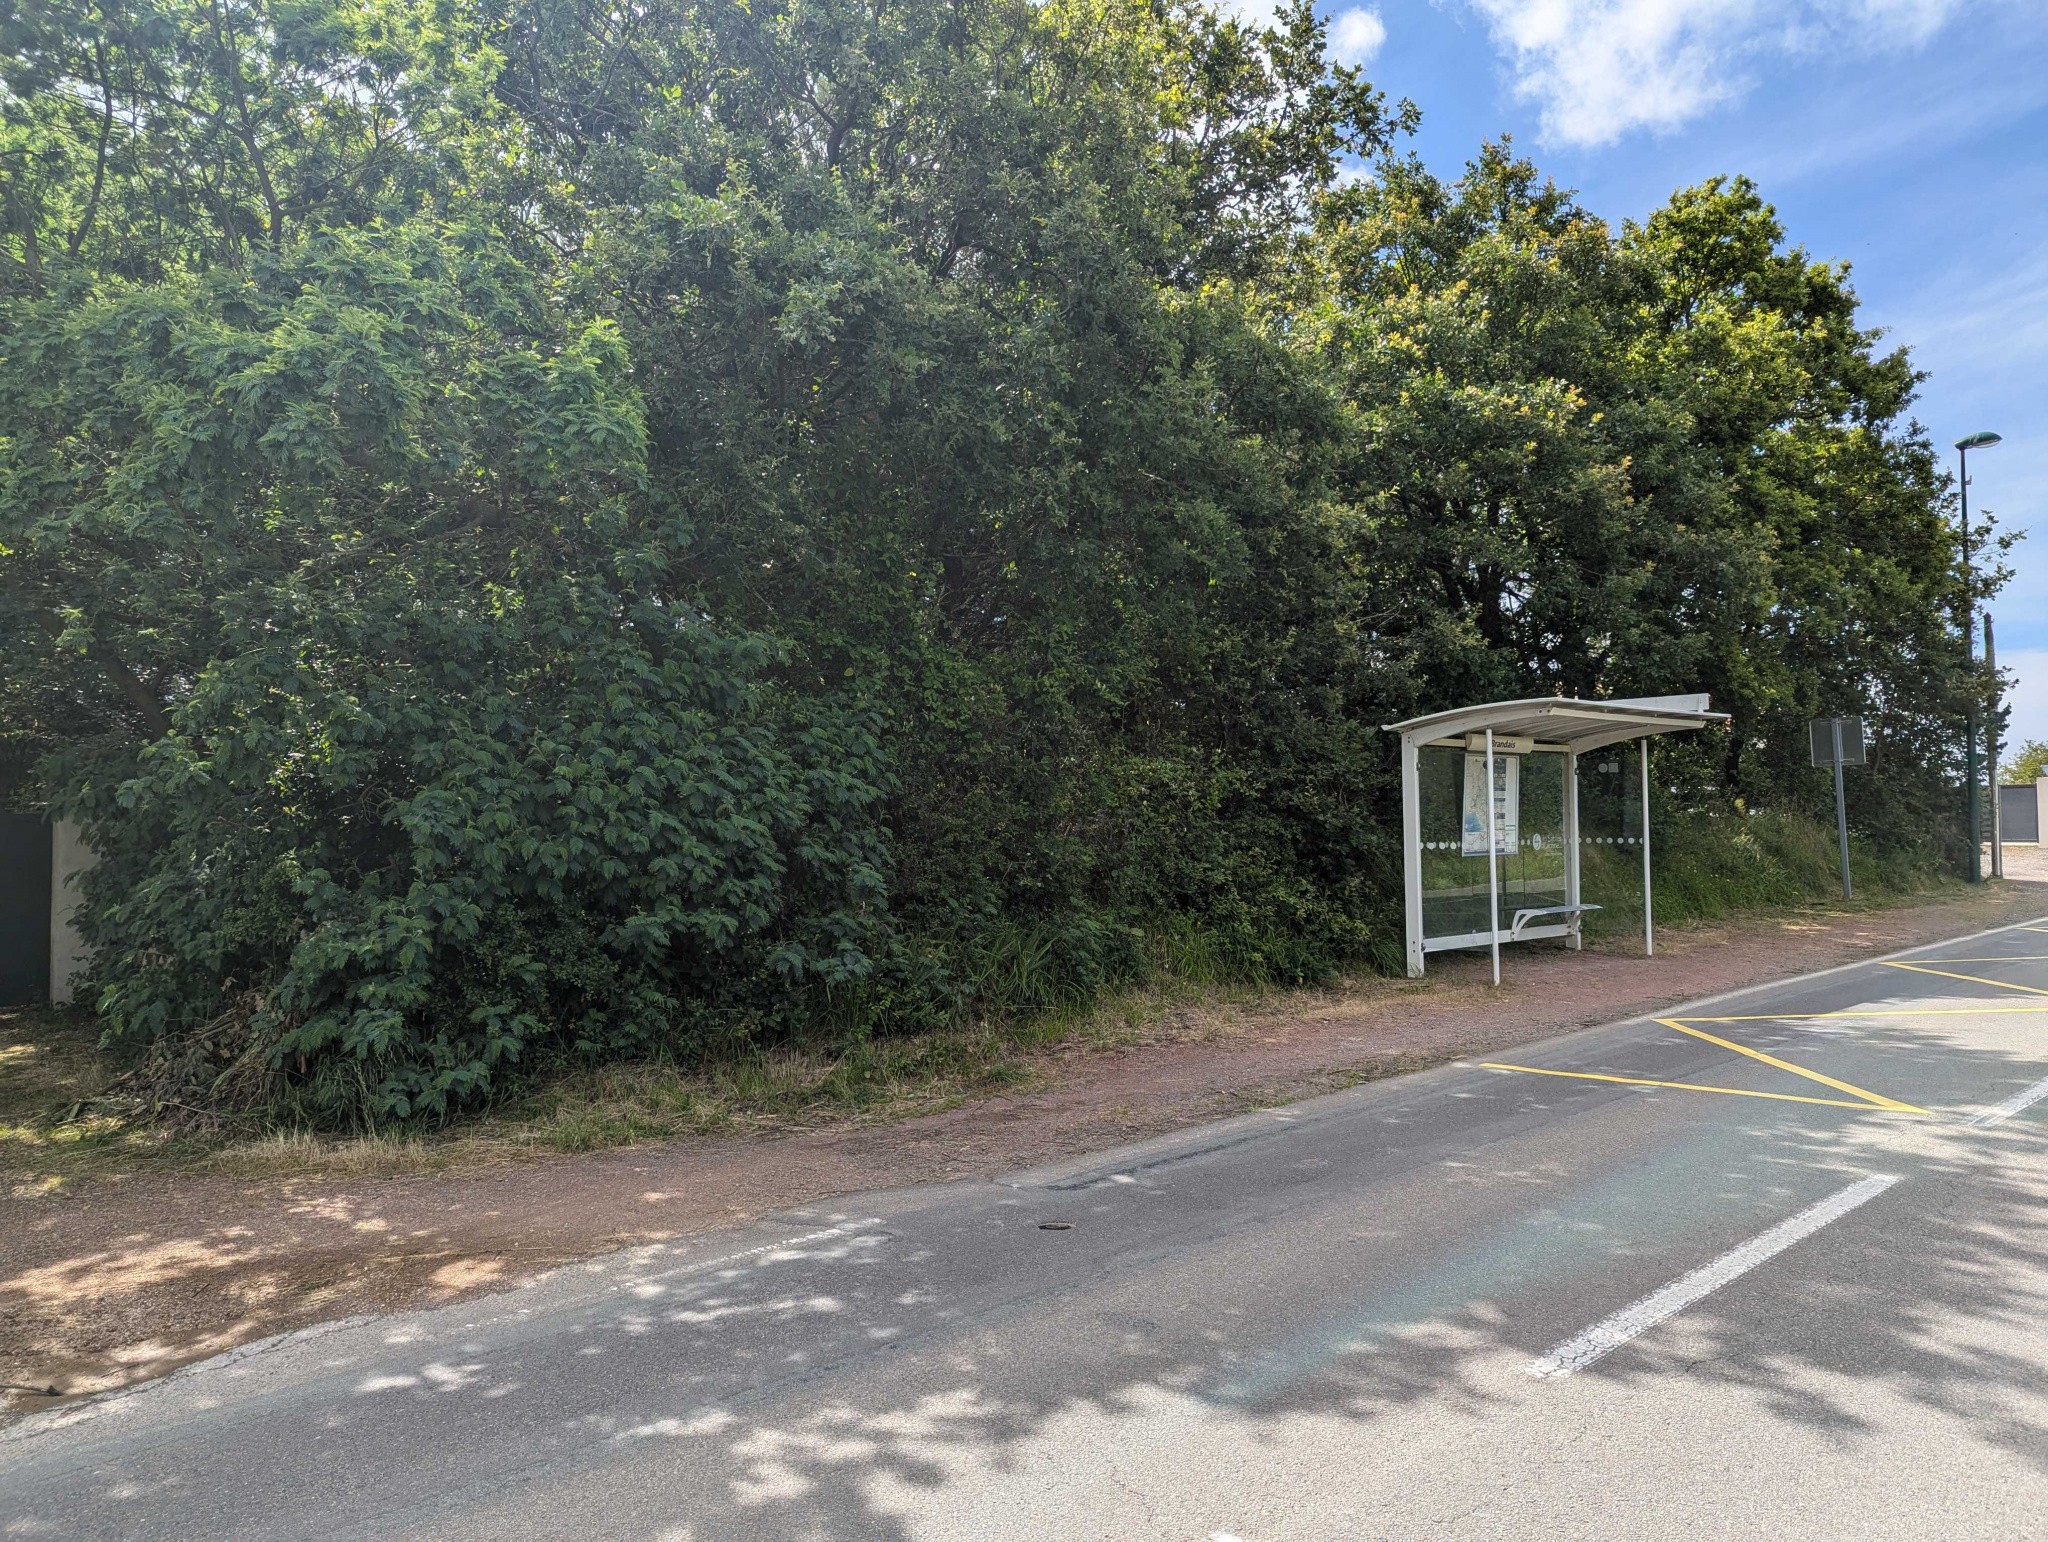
1;806;1967;1194
2;954;1269;1186
2002;741;2048;785
0;1;1996;1135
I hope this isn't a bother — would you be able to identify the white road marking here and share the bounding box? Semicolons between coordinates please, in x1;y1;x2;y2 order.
1528;1173;1900;1379
1970;1072;2048;1128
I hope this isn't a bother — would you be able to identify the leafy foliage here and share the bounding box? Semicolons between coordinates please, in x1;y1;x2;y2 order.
0;0;1989;1121
2002;740;2048;786
1;0;892;1118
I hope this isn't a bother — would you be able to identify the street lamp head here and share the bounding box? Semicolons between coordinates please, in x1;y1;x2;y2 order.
1956;431;2003;451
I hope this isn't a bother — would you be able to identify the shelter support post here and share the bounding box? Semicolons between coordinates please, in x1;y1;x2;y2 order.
1563;749;1582;950
1485;728;1501;986
1401;731;1424;977
1640;737;1653;957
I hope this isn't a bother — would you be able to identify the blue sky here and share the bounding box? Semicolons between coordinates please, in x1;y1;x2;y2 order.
1261;0;2048;757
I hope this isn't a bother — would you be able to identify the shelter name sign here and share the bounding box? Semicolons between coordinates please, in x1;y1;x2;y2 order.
1462;752;1520;857
1465;733;1536;755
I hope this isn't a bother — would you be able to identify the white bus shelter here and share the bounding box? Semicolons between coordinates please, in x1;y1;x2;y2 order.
1382;695;1728;982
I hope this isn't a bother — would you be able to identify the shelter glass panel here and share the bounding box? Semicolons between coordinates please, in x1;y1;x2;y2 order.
1575;747;1646;938
1417;745;1568;945
1502;751;1567;930
1418;744;1483;941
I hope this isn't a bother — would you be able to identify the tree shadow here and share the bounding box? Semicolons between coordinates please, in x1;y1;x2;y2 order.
7;983;2048;1537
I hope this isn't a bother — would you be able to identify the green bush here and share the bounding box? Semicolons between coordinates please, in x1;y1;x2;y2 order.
0;0;1981;1124
1582;807;1952;941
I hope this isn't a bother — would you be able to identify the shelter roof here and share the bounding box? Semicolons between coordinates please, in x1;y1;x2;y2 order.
1381;695;1729;752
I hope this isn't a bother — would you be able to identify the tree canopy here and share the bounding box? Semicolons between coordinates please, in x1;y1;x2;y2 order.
2003;741;2048;786
0;0;1993;1120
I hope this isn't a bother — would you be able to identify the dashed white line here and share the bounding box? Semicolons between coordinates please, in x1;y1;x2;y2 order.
1969;1072;2048;1128
1528;1174;1900;1379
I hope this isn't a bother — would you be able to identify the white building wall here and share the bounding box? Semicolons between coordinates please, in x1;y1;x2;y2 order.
49;820;95;1006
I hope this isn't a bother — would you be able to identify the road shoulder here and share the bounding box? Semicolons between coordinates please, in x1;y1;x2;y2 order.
6;875;2047;1414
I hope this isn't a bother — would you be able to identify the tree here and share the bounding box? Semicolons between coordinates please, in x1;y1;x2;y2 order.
1310;148;1974;847
2003;741;2048;786
1;0;892;1119
0;2;1991;1123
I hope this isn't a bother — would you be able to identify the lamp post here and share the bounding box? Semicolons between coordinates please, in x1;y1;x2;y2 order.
1987;608;2002;877
1957;430;2002;882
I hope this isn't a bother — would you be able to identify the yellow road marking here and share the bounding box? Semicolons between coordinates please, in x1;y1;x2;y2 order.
1907;955;2048;964
1881;961;2048;997
1477;1064;1897;1111
1657;1020;1926;1112
1481;944;2048;1115
1682;1007;2048;1020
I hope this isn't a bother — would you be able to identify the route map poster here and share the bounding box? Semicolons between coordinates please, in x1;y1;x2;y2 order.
1461;752;1520;857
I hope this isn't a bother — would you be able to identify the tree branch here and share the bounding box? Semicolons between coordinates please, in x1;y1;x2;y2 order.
32;609;174;739
69;33;118;259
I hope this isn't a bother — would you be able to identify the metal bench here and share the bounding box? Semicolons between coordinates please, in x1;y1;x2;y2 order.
1509;902;1601;940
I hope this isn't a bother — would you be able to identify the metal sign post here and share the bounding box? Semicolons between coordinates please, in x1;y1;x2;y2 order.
1484;728;1500;987
1987;614;2003;879
1640;739;1653;956
1830;721;1852;899
1809;717;1867;900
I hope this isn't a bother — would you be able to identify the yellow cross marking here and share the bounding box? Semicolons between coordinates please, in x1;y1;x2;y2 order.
1477;934;2048;1114
1477;1064;1899;1111
1475;1015;1930;1114
1908;955;2048;964
1685;1007;2048;1020
1881;961;2048;997
1657;1020;1924;1112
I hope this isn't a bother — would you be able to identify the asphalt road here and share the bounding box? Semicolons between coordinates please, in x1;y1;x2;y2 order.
8;919;2048;1539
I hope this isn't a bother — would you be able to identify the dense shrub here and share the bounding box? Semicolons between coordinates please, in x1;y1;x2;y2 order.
0;0;1988;1120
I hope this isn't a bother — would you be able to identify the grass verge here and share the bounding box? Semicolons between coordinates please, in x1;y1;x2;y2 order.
0;813;1977;1196
0;968;1276;1193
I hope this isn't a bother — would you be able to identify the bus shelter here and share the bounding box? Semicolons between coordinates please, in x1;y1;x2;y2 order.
1382;696;1728;982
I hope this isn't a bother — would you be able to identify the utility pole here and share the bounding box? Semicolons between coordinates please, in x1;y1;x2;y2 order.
1955;431;2002;882
1988;612;2003;878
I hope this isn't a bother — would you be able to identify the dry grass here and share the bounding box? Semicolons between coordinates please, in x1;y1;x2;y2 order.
0;970;1287;1191
0;1012;182;1197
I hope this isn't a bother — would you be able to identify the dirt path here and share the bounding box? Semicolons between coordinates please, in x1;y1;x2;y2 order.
7;872;2047;1412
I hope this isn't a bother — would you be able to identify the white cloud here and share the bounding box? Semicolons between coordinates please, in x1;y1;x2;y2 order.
1466;0;1978;147
1847;0;1963;45
1329;7;1389;63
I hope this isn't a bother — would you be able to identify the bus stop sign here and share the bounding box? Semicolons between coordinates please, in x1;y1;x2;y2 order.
1809;716;1867;767
1809;717;1866;898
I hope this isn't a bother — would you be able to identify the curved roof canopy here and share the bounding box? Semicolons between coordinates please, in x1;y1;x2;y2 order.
1382;694;1728;753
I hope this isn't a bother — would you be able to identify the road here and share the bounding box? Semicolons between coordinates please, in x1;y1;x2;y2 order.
7;918;2048;1538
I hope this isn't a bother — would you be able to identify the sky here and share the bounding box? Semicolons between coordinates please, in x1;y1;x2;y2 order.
1250;0;2048;762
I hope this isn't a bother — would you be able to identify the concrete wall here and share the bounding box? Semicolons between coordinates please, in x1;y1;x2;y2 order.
49;819;95;1006
1996;779;2048;846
